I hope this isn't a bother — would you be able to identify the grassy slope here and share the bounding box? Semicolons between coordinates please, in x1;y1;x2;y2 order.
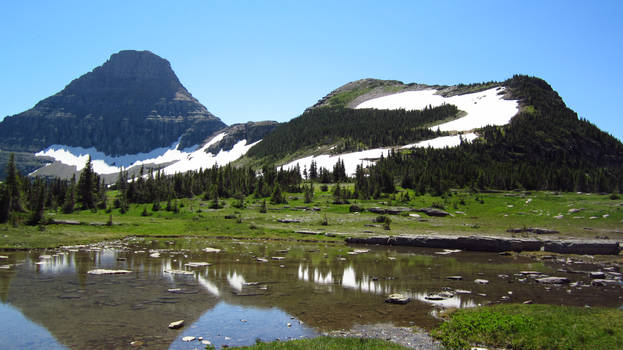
2;187;622;249
433;304;623;350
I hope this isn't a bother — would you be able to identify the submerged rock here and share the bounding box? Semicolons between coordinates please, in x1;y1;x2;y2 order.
474;279;489;285
385;293;410;304
164;269;193;275
87;269;132;275
536;277;570;284
589;271;606;279
591;279;619;286
184;262;211;267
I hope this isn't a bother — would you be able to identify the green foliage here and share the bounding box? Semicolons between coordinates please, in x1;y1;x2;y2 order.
247;105;455;160
232;336;409;349
270;184;287;204
320;214;328;226
383;216;391;230
77;156;97;210
62;186;75;214
433;304;623;350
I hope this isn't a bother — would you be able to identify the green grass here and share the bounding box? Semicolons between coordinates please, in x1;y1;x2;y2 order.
432;304;623;350
2;188;622;249
229;337;409;350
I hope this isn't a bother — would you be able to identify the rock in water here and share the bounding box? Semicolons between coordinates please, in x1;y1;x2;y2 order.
168;320;184;329
87;269;132;275
385;293;410;304
535;277;570;284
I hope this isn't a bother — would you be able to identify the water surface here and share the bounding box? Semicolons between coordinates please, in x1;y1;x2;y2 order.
1;237;621;349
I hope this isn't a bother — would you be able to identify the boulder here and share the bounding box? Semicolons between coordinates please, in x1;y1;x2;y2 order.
168;320;184;329
536;277;570;284
418;207;450;217
385;293;410;304
544;240;621;255
589;271;606;279
87;269;132;275
591;279;619;286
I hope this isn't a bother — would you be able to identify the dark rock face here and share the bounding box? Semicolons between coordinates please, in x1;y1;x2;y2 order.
0;50;226;156
205;121;279;154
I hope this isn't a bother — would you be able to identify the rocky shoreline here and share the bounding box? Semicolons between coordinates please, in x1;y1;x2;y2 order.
346;234;621;255
326;324;442;350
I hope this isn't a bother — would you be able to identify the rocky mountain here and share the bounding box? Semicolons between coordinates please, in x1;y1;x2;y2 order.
0;50;225;156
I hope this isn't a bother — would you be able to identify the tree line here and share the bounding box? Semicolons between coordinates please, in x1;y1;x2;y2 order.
246;104;457;161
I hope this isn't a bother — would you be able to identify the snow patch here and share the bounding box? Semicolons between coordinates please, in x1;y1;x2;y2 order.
284;134;478;177
400;133;478;149
356;87;518;132
34;132;257;175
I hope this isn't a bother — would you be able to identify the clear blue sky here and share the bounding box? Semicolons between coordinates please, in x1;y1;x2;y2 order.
1;1;622;140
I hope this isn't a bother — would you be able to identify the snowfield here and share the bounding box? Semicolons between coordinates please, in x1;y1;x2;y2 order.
35;132;259;175
284;133;478;177
355;87;518;132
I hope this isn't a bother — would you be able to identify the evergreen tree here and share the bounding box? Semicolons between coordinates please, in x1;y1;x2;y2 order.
28;184;45;225
62;186;75;214
309;160;318;180
270;183;286;204
5;153;25;213
77;156;96;210
0;185;9;223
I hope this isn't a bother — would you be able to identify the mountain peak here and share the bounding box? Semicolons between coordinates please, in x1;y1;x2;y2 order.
0;50;226;156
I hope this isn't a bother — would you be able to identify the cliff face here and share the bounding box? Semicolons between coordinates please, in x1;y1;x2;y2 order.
0;50;226;156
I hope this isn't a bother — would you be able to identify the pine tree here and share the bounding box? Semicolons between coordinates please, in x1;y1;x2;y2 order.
309;160;318;180
28;184;45;225
270;183;286;204
5;153;25;213
62;186;75;214
0;184;10;223
77;156;96;210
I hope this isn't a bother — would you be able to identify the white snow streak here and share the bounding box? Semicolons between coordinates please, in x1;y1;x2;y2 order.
35;132;258;175
284;133;478;177
356;87;518;132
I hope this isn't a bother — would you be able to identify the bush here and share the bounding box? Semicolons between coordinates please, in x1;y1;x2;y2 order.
349;205;363;213
320;184;329;192
321;214;328;226
374;215;388;223
610;193;621;200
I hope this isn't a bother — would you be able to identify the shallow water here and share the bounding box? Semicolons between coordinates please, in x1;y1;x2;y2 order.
0;237;621;349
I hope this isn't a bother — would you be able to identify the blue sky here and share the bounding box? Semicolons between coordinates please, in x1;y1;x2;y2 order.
1;1;622;140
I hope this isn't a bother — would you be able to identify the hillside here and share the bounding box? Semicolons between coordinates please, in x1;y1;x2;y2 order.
240;75;623;193
361;75;623;194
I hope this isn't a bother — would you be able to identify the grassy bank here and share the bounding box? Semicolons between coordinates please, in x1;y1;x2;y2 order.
1;188;622;249
433;304;623;350
229;337;409;350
